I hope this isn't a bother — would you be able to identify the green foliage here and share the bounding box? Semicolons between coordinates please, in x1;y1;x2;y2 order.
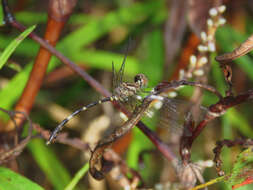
0;1;253;189
192;148;253;189
58;1;164;53
28;139;72;190
0;25;35;69
0;63;32;120
226;109;253;138
0;0;166;115
0;167;44;190
228;148;253;188
64;163;89;190
0;25;36;120
50;0;166;76
0;4;3;26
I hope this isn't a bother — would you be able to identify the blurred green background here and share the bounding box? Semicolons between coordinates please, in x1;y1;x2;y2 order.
0;0;253;189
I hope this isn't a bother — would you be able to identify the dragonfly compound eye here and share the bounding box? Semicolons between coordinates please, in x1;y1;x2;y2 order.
134;74;148;88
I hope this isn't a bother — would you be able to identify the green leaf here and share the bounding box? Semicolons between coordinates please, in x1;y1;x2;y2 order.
142;29;164;85
0;35;39;57
58;1;164;53
221;115;233;174
0;25;36;69
226;108;253;138
228;148;253;189
28;139;72;190
0;167;44;190
0;63;32;120
16;12;47;24
48;0;165;69
211;53;226;96
71;49;140;76
0;1;166;61
15;12;95;25
64;163;89;190
0;4;4;27
192;147;253;190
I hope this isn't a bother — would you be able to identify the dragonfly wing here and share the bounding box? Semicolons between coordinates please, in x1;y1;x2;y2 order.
118;54;126;85
142;97;208;138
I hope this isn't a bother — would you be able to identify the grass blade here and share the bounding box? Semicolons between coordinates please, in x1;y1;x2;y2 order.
28;139;72;190
64;163;89;190
0;25;36;69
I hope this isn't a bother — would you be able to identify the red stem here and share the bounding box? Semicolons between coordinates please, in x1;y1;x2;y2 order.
13;18;65;129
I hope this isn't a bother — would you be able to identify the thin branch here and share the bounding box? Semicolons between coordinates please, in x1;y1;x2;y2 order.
155;80;223;99
0;108;33;164
179;90;253;164
33;124;89;151
213;138;253;176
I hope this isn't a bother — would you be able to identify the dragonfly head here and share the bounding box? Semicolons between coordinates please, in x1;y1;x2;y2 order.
134;74;148;89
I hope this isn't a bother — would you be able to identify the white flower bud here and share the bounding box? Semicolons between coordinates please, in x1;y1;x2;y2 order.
208;42;216;52
218;5;226;13
186;72;192;78
200;31;207;42
179;69;185;80
190;55;197;68
209;8;218;17
194;69;204;76
199;57;208;66
198;45;208;52
218;17;226;26
207;34;214;41
207;19;213;27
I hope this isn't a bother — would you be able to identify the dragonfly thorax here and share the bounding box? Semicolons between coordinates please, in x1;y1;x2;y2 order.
113;74;148;102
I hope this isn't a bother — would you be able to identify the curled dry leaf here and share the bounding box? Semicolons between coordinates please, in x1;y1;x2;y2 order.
216;34;253;63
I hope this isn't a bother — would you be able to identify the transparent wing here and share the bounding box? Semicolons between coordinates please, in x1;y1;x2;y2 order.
112;62;117;90
118;54;126;85
112;54;127;90
142;97;208;138
118;41;130;86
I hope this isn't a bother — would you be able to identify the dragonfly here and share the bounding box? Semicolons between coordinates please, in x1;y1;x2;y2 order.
88;82;209;180
46;56;209;180
47;56;149;145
